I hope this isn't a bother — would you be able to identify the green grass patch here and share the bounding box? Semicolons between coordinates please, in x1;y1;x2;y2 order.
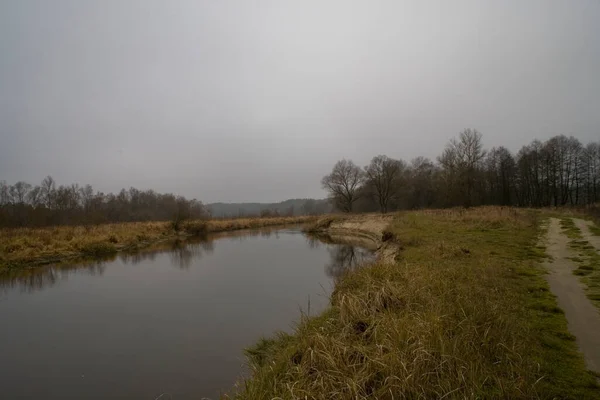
229;208;599;399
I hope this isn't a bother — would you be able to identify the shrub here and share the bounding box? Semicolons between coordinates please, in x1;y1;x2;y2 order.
183;220;208;236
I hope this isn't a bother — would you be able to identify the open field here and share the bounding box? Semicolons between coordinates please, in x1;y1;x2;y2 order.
0;216;315;272
230;208;600;399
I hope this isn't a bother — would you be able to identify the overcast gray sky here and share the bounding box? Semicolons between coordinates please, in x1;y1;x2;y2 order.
1;1;599;203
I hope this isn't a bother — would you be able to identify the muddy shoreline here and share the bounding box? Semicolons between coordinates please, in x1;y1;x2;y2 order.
305;214;401;263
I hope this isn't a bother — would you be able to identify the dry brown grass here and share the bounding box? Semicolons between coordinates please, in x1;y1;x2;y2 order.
231;207;599;399
0;216;316;271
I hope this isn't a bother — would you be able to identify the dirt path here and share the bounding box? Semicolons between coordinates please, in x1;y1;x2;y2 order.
544;218;600;373
574;218;600;252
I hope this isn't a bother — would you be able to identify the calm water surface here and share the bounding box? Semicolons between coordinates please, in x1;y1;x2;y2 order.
0;227;373;400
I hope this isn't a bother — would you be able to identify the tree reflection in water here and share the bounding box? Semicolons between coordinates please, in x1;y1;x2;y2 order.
0;236;217;292
305;233;375;278
325;244;374;279
221;227;282;243
0;262;107;294
168;239;215;269
305;235;323;249
0;228;371;294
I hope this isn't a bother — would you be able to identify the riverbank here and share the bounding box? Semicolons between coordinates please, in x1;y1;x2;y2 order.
0;216;316;272
231;208;600;399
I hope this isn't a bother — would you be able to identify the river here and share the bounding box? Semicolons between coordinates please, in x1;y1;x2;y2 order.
0;226;373;400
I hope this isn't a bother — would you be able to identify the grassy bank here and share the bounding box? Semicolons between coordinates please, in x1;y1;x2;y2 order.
231;208;599;399
0;216;315;272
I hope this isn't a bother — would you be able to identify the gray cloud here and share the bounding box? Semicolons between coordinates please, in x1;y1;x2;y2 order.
1;0;599;202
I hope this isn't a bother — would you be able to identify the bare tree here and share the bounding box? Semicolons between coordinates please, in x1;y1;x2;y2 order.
438;142;462;206
364;155;404;213
567;137;584;205
484;147;516;206
321;159;364;212
407;157;438;208
27;186;43;206
439;129;486;207
10;181;32;204
0;181;9;205
40;176;56;208
583;142;600;204
515;140;544;206
79;184;94;211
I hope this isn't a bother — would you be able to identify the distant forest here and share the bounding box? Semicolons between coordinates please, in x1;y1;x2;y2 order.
0;177;329;228
207;199;331;218
2;130;599;227
322;130;600;213
0;176;208;228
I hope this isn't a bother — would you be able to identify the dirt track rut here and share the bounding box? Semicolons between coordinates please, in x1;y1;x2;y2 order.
544;218;600;373
574;218;600;252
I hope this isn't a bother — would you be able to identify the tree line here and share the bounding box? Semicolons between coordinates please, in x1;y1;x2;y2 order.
0;176;207;227
0;177;331;228
322;129;600;213
3;130;598;227
206;198;331;218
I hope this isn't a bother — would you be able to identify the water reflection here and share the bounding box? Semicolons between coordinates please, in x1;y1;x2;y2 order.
0;227;372;294
220;228;282;243
0;237;218;293
0;261;107;294
305;232;375;279
168;239;215;269
305;235;323;249
325;245;373;279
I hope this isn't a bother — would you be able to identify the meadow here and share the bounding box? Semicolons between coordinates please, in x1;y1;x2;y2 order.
231;207;600;399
